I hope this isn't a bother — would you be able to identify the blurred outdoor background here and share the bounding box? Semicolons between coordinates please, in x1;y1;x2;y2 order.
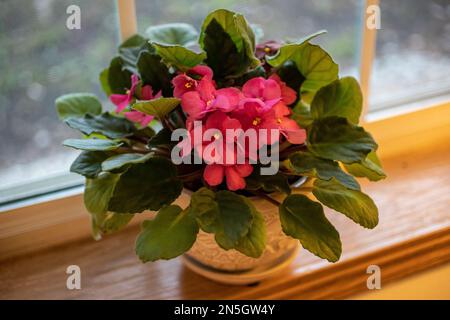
0;0;449;200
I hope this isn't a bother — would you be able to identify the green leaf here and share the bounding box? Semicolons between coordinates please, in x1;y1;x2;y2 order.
136;205;199;262
147;127;175;148
136;51;171;96
245;171;291;194
146;23;198;46
311;77;363;124
280;194;341;262
101;153;152;172
313;178;379;229
70;151;110;178
106;56;132;94
65;113;136;139
308;117;377;164
344;150;386;181
190;188;253;249
291;101;314;128
99;68;112;96
91;212;134;240
289;151;360;190
132;97;180;119
234;198;266;258
108;157;182;213
55;93;102;120
189;187;220;233
118;34;150;73
84;173;120;215
63;138;124;151
267;41;338;103
153;43;206;71
200;9;259;78
276;60;305;101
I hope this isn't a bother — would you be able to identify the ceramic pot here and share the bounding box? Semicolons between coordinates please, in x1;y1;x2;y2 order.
182;178;307;285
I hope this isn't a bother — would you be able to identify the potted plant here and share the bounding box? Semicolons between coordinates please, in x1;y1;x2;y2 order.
56;9;386;285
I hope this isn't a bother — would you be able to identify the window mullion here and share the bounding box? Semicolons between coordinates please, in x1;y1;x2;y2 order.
116;0;138;41
359;0;379;123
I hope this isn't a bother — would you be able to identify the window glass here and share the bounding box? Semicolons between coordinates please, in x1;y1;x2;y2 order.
0;0;117;196
370;0;450;112
136;0;362;76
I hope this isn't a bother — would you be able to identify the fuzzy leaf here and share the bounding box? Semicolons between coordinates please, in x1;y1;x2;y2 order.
70;151;110;178
289;151;360;190
200;9;259;78
65;113;136;139
84;173;120;215
308;117;377;164
280;194;341;262
56;93;102;120
146;23;198;46
153;43;206;71
311;77;363;124
313;178;379;229
267;39;338;103
132;97;180;118
234;198;266;258
101;153;152;172
63;138;124;151
344;151;386;181
136;205;199;262
108;157;182;213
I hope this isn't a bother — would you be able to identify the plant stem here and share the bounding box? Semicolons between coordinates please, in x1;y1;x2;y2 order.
250;190;282;207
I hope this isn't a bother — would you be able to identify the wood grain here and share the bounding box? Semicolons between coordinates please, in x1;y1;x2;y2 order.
0;137;449;299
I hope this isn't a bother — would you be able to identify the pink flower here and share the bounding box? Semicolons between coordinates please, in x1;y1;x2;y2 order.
181;77;241;120
240;77;281;112
198;111;242;165
232;100;306;146
111;74;162;127
123;111;154;127
255;40;282;59
187;111;252;191
269;74;297;105
204;163;253;191
172;65;214;98
262;102;306;144
110;74;140;112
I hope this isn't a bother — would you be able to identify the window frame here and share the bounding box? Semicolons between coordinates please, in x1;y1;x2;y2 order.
0;0;448;216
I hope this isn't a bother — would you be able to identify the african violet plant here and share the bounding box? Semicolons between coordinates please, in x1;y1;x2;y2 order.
56;9;385;263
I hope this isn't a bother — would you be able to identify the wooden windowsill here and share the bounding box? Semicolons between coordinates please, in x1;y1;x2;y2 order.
1;122;449;299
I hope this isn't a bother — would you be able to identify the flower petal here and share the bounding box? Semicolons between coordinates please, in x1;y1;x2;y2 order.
181;91;206;119
225;166;246;191
110;94;130;112
204;164;225;186
263;79;282;101
242;77;265;98
140;85;154;100
190;65;214;79
234;164;253;178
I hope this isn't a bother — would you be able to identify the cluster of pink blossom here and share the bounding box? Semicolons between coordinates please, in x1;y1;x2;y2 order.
173;66;306;190
110;74;159;127
110;66;306;191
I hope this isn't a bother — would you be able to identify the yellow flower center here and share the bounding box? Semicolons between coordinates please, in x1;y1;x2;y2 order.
264;47;271;53
252;117;262;126
184;81;194;89
276;118;283;124
206;100;213;107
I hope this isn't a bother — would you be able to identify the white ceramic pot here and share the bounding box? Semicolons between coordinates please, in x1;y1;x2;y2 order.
182;193;301;285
